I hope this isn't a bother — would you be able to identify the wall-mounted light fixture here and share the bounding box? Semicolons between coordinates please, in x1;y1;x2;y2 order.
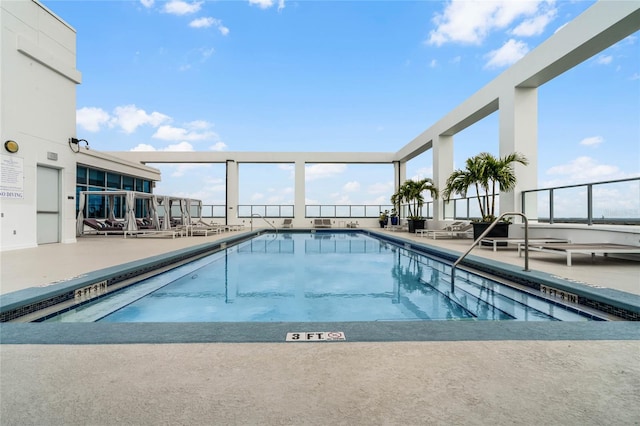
68;137;90;153
4;140;19;153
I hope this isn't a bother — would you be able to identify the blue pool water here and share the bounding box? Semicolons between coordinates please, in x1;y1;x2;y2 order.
47;232;594;322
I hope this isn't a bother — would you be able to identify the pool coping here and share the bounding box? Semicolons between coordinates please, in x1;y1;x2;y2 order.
1;321;639;344
1;229;639;344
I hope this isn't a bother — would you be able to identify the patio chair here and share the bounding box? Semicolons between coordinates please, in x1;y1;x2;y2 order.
322;219;332;228
282;218;293;228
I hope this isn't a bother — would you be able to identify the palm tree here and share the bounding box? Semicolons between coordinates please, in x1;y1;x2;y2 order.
394;178;438;219
443;152;528;221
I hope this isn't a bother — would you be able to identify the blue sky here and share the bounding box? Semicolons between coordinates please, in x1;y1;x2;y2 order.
45;0;639;208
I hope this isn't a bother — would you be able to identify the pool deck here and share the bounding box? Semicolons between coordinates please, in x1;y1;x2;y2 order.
1;228;639;425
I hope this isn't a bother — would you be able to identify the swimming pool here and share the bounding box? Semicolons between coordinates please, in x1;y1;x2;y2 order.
44;232;599;322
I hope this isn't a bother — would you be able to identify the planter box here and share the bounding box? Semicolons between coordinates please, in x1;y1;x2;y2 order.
408;219;426;233
473;222;510;245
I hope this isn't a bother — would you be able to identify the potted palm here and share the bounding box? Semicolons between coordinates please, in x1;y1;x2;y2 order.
392;178;438;233
379;210;389;228
442;152;528;241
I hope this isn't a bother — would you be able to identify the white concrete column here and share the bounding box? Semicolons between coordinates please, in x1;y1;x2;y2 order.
226;160;239;225
433;134;453;221
499;87;538;220
393;161;406;190
294;160;306;226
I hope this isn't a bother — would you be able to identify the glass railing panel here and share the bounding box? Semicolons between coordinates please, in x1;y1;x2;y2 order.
592;180;640;224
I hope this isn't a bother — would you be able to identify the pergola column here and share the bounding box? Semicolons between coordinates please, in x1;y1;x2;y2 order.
294;160;305;225
433;134;453;221
226;160;239;225
499;87;538;220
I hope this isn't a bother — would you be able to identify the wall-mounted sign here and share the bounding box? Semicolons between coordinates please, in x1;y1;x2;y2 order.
0;154;24;199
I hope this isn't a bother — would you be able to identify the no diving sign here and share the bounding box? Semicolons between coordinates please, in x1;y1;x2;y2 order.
286;331;346;342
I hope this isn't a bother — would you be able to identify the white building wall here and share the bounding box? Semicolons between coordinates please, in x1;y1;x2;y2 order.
1;0;81;250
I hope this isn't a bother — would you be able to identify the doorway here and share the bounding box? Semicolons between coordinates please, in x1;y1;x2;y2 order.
37;165;60;244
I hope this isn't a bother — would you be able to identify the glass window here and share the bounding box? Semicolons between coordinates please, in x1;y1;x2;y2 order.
135;178;144;192
143;180;151;193
107;173;121;189
123;176;134;191
76;167;87;184
88;169;105;187
87;188;106;218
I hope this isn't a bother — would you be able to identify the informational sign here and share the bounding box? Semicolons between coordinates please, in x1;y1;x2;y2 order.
0;155;24;199
286;331;346;341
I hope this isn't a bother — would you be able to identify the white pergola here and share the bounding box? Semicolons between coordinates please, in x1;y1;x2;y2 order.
107;1;640;226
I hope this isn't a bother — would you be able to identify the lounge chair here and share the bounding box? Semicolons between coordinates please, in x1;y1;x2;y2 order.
523;243;640;266
417;222;471;239
322;219;332;228
480;237;570;252
282;218;293;228
105;219;125;229
82;218;124;234
313;219;331;228
136;218;156;230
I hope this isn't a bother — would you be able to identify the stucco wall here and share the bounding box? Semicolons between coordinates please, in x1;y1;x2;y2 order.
1;0;80;250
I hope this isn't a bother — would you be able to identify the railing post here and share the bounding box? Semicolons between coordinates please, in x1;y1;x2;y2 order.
587;184;593;226
549;189;554;224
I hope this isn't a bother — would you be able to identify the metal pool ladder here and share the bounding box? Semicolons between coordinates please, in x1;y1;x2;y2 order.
251;213;278;235
451;212;530;289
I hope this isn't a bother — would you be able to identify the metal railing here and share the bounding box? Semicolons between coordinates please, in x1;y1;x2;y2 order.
250;213;277;234
451;212;530;290
195;178;640;224
521;177;640;225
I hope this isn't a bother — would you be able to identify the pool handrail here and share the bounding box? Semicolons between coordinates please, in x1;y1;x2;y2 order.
451;213;530;289
251;213;278;235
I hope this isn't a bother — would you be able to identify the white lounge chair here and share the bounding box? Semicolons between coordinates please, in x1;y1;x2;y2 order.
282;218;293;228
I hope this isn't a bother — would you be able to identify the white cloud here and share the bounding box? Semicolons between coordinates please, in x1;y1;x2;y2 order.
511;9;556;37
343;181;360;192
595;54;613;65
152;120;220;142
631;73;640;81
249;0;284;10
544;156;627;185
164;141;194;151
427;0;547;46
152;124;217;141
179;47;216;71
484;39;529;69
140;0;154;8
251;193;265;201
367;181;394;195
131;143;156;152
305;164;347;181
410;167;434;181
163;0;202;15
189;17;214;28
77;107;111;132
189;17;229;35
429;59;438;68
129;141;194;152
209;142;227;151
580;136;604;147
112;105;171;134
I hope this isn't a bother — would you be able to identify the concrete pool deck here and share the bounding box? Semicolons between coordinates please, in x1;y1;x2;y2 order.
1;228;639;424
